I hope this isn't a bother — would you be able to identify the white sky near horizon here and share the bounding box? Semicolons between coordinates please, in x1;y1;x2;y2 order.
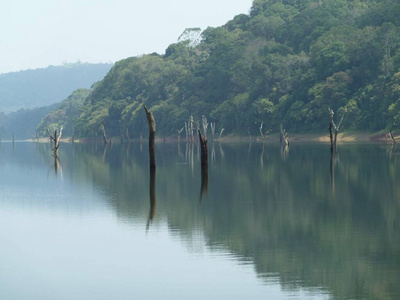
0;0;253;74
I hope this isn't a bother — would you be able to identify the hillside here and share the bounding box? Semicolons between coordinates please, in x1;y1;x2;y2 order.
0;104;58;140
0;62;112;113
47;1;400;137
36;88;91;138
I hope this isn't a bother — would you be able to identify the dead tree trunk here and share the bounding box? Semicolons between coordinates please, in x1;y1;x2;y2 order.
389;122;396;144
47;126;63;157
177;127;184;143
328;108;345;151
202;115;209;139
198;129;208;201
126;128;130;143
280;124;290;146
144;106;156;171
100;124;108;145
259;122;264;141
198;129;208;168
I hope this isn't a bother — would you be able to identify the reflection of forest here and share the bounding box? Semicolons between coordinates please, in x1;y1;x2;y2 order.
36;142;400;300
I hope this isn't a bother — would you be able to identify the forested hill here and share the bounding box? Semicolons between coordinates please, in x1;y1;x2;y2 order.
68;0;400;137
0;62;112;113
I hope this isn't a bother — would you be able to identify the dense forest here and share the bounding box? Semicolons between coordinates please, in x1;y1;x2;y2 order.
40;0;400;137
0;62;112;113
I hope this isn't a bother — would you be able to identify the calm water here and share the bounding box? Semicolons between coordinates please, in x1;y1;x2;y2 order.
0;141;399;299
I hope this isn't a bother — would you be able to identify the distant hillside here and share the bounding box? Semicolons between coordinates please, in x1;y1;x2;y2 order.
0;104;58;140
66;0;400;137
0;62;112;113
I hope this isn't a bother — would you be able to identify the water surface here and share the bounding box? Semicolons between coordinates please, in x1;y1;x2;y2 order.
0;141;399;299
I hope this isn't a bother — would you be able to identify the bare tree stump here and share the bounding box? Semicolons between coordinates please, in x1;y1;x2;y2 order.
144;106;156;171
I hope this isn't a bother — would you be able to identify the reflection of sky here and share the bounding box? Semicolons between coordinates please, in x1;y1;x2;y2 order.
0;143;329;299
0;209;327;299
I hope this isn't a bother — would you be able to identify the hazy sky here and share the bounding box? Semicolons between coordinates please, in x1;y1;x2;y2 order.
0;0;253;74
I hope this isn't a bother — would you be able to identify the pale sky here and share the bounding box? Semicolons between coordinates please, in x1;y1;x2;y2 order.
0;0;253;74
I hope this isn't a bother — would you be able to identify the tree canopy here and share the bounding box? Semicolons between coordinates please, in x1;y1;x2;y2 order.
40;0;400;137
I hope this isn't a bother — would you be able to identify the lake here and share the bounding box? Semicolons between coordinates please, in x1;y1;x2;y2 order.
0;141;399;299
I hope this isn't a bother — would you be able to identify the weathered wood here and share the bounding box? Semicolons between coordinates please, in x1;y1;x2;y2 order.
202;115;208;139
47;126;63;157
329;108;345;151
198;129;208;201
177;126;184;143
198;129;208;168
100;124;108;145
389;122;396;144
280;124;290;146
144;105;156;171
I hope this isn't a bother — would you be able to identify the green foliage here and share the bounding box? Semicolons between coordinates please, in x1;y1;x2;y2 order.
50;0;400;137
36;88;90;137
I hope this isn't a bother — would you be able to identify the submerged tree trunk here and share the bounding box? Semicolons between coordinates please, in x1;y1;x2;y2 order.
146;168;156;230
198;129;208;168
144;106;156;171
198;129;208;201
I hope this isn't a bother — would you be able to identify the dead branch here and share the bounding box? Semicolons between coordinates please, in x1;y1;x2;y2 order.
219;128;224;140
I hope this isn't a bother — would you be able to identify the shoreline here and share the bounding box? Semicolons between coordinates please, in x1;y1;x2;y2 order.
7;131;393;144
